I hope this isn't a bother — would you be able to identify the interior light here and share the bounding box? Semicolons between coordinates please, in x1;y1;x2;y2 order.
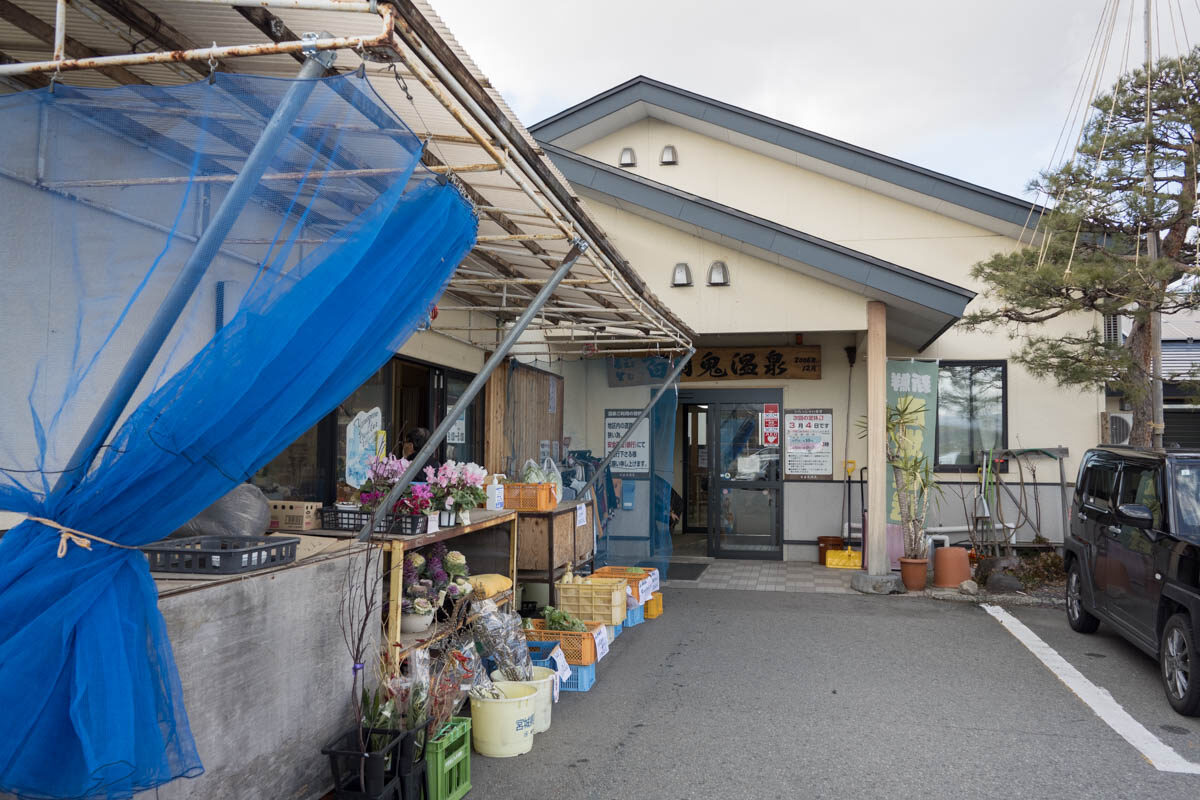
671;262;693;287
660;144;678;165
618;147;637;167
707;260;730;286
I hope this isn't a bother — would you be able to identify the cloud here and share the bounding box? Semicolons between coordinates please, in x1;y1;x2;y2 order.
430;0;1198;198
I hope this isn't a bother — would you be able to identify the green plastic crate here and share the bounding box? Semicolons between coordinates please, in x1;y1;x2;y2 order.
426;716;471;800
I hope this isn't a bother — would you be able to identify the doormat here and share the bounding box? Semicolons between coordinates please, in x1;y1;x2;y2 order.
667;563;708;581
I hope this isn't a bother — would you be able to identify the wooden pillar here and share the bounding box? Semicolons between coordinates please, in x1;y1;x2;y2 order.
483;361;508;475
866;301;889;576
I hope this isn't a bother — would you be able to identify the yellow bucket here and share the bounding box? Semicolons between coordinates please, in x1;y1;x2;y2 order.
469;681;537;758
490;666;555;734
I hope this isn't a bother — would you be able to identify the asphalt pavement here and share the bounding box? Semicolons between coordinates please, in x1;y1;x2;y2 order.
470;588;1200;799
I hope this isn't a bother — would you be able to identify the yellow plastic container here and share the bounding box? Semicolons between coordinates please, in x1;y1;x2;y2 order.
469;681;537;758
555;577;627;625
645;591;663;619
491;667;555;734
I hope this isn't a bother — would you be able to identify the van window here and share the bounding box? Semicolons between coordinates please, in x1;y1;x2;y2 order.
1083;462;1118;510
1118;465;1162;528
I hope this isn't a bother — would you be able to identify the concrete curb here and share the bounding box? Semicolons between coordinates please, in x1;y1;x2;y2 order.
924;587;1065;609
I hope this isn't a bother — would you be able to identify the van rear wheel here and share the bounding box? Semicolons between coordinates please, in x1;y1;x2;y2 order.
1066;560;1100;634
1161;613;1200;716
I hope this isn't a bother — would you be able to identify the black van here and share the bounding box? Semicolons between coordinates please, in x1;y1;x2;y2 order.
1064;446;1200;715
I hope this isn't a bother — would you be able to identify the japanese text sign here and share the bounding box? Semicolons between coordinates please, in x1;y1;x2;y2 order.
681;346;821;382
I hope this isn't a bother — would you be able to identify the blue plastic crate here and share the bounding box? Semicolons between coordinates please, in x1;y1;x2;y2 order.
607;621;623;640
561;662;597;692
625;604;645;627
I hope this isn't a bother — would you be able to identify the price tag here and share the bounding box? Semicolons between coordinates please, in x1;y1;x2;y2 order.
552;673;560;703
637;577;653;604
644;568;660;593
592;625;610;660
576;503;587;527
550;645;571;683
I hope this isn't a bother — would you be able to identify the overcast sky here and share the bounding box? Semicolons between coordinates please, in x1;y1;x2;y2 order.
430;0;1200;199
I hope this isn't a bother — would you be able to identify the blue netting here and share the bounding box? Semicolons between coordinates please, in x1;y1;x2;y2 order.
0;72;477;799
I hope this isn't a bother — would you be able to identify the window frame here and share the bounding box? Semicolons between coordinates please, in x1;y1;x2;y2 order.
933;359;1009;473
1116;460;1165;529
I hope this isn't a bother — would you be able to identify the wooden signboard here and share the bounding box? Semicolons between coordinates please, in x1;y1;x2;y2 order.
681;346;821;382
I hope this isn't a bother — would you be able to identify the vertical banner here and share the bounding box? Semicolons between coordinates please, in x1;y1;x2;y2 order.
884;360;938;569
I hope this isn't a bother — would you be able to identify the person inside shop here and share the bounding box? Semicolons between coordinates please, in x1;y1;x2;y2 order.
403;427;440;477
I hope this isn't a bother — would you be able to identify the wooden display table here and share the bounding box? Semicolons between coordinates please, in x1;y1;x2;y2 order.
515;499;596;605
379;509;518;654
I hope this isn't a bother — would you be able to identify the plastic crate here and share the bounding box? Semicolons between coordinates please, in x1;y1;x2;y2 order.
522;620;604;665
502;482;558;512
645;591;663;619
142;535;299;574
624;604;645;627
561;662;597;693
555;577;627;626
426;717;471;800
591;566;659;604
607;621;623;640
320;508;430;536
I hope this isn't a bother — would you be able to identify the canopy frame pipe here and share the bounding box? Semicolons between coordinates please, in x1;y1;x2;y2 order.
577;351;693;501
357;241;589;541
51;50;335;494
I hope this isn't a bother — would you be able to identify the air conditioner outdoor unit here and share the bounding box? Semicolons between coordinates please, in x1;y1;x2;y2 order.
1108;412;1133;445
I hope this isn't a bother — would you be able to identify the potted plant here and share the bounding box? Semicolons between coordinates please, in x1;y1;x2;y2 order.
884;396;939;590
401;597;436;633
449;463;487;526
392;483;433;536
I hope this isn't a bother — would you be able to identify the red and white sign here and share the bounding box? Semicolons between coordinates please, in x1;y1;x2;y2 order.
763;403;780;446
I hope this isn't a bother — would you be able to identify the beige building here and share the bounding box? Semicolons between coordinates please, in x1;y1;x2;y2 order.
537;77;1103;563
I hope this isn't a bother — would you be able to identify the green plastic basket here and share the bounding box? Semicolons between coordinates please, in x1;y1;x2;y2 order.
426;716;471;800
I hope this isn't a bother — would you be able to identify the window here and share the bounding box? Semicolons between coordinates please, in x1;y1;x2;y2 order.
935;361;1006;470
1118;464;1162;528
1082;461;1118;510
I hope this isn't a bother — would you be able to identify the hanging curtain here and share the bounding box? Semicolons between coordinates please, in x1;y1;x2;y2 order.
0;73;477;799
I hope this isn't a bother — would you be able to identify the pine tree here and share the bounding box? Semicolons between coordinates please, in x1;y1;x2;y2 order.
963;47;1200;446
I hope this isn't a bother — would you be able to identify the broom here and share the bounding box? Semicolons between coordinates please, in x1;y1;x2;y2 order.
826;461;862;569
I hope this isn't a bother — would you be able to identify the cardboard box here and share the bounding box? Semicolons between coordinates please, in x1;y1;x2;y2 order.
270;500;321;531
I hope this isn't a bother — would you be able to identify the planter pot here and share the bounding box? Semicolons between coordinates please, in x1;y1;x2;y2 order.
438;510;458;528
400;610;435;633
458;508;471;526
425;514;440;534
899;557;928;591
933;546;972;588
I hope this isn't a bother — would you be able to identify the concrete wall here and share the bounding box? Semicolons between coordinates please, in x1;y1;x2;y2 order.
144;547;378;800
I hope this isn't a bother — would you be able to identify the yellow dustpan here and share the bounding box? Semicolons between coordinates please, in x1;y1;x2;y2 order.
826;544;862;569
826;460;862;569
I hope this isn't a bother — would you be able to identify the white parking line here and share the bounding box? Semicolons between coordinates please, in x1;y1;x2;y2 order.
982;604;1200;775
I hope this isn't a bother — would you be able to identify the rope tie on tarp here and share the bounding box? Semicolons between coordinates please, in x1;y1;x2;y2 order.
20;515;139;558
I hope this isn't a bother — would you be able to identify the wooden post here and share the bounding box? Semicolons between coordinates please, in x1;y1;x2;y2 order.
483;363;508;475
867;301;889;576
386;539;404;656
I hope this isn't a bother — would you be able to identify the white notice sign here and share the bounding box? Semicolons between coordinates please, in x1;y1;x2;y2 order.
591;625;610;660
345;407;383;488
784;408;834;479
576;503;587;528
604;409;650;477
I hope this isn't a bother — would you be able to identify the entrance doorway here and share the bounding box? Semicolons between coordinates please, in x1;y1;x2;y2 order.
680;388;783;560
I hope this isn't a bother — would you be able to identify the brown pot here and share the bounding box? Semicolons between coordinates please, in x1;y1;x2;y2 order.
932;547;972;588
899;558;928;591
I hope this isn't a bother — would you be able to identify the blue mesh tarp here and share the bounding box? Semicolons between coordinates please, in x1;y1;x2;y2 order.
0;72;476;798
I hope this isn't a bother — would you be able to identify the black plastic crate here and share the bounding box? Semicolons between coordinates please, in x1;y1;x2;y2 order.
321;507;428;536
142;535;299;574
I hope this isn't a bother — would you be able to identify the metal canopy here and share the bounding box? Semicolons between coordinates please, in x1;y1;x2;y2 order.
0;0;694;360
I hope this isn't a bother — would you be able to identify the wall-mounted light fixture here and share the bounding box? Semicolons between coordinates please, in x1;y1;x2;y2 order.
707;260;730;286
660;144;678;165
671;263;693;287
618;147;637;167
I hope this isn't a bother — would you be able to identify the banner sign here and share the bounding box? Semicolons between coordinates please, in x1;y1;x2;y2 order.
784;408;834;479
345;407;383;488
681;346;821;382
884;360;939;568
762;403;780;446
607;356;677;387
604;409;651;478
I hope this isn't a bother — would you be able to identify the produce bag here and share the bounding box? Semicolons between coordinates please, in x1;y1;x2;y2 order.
470;598;532;681
541;458;563;503
169;483;270;539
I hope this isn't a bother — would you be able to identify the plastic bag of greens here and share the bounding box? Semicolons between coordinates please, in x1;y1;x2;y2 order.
541;458;563;503
470;598;533;681
521;458;545;484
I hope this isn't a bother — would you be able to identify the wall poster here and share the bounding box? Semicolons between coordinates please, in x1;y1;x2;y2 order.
784;408;834;480
604;409;651;478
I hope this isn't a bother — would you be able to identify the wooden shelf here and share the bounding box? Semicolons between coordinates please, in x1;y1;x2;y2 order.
379;509;517;549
